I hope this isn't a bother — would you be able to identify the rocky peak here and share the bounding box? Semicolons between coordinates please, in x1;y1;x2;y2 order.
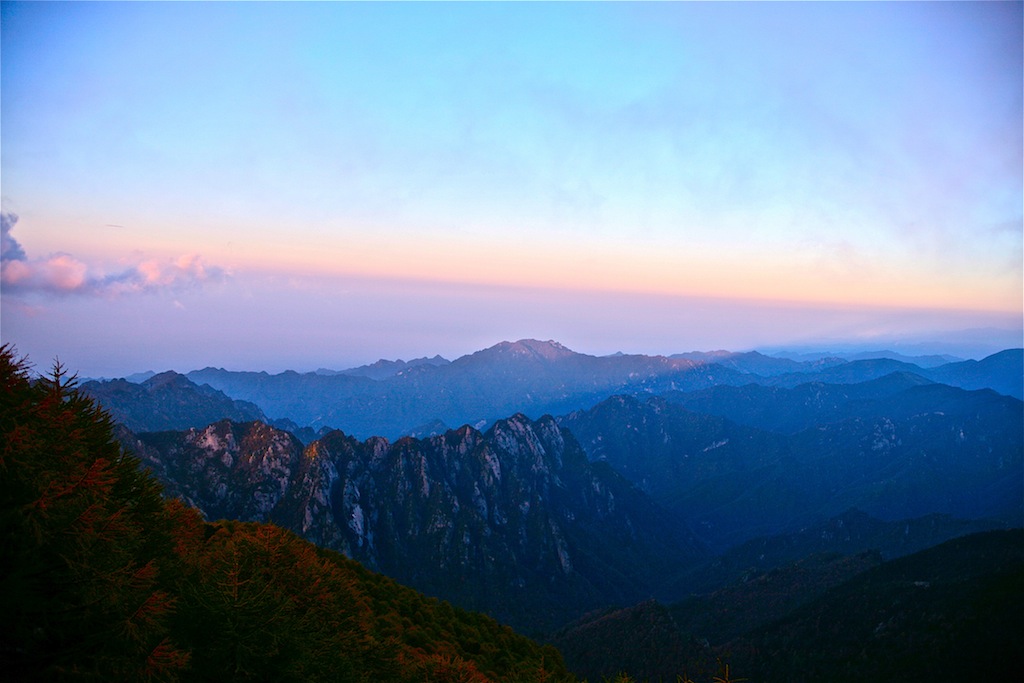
462;339;580;367
135;420;302;522
508;339;578;361
142;370;194;390
136;413;703;632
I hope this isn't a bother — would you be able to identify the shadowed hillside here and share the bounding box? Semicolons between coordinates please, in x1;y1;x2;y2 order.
552;530;1024;682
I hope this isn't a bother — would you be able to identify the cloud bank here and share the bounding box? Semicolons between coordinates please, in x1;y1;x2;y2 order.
1;212;227;296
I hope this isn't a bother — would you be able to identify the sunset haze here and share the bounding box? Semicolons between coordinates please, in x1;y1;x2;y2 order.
2;1;1021;377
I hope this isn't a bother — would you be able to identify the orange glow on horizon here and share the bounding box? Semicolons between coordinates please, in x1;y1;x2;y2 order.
227;231;1022;317
40;213;1019;317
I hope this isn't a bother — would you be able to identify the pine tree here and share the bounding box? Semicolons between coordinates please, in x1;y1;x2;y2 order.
0;345;188;679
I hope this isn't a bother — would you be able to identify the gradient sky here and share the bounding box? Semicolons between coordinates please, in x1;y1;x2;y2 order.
2;1;1022;377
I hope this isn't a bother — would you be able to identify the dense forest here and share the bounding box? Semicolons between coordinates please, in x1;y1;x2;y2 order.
0;346;572;681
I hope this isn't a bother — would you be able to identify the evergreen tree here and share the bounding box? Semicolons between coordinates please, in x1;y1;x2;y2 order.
0;345;187;679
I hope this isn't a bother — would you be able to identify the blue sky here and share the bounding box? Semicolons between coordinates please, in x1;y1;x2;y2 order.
2;1;1021;376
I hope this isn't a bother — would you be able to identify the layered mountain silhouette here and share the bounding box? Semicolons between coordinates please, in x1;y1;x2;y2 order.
762;349;1023;398
79;340;1022;439
560;388;1022;551
553;551;882;682
669;349;846;376
732;529;1024;683
184;339;746;438
181;341;1021;439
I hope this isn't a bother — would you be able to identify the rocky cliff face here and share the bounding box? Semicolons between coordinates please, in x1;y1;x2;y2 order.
129;420;304;522
130;413;703;633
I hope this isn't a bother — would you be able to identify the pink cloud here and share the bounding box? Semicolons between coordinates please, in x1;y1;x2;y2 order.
0;211;227;296
1;252;91;292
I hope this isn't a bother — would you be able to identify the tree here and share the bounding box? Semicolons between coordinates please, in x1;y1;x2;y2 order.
0;345;187;679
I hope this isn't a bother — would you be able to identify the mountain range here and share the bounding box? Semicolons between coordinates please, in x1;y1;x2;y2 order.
67;339;1023;679
124;413;703;634
119;372;1021;637
82;339;1023;441
182;339;730;439
318;354;451;379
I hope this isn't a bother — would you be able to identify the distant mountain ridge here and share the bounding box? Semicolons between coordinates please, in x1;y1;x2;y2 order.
185;339;741;438
762;349;1023;397
844;349;963;366
925;348;1023;397
78;341;1022;439
669;350;846;376
180;340;1022;439
317;354;451;380
661;371;1018;434
80;371;268;433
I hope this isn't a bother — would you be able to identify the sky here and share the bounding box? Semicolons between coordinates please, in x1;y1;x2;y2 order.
2;1;1022;377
